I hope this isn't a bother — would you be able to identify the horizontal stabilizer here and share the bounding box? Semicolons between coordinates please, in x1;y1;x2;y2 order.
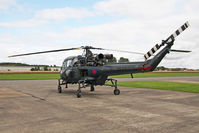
170;49;191;53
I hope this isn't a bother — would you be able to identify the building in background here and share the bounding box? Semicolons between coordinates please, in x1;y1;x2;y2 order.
0;66;61;71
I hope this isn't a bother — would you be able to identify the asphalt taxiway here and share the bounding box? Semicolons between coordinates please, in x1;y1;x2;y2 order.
0;77;199;133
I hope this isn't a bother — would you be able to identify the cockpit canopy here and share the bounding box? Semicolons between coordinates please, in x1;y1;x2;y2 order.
62;56;85;69
62;56;78;68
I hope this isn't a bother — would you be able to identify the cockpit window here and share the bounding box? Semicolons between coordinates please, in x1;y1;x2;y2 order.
61;61;67;70
63;61;67;67
62;58;79;68
67;60;72;67
72;58;78;66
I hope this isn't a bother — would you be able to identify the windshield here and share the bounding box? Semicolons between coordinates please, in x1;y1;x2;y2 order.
72;58;78;66
66;60;72;67
62;58;78;68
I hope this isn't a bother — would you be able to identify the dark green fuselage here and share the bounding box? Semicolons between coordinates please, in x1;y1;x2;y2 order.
61;43;172;85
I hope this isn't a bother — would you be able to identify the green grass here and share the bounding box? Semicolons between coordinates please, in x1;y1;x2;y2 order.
0;72;199;80
110;72;199;78
0;73;60;80
116;81;199;93
1;73;199;93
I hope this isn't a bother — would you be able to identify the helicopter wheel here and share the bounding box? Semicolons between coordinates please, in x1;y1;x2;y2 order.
77;91;82;98
114;89;120;95
58;86;62;93
77;83;82;98
90;85;94;92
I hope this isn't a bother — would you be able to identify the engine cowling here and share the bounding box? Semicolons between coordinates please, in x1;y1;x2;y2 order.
97;53;104;60
95;53;113;60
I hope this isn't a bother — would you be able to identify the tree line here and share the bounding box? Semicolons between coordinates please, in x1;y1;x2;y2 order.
108;57;129;63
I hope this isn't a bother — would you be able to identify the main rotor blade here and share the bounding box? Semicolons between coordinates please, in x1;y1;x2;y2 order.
83;46;145;55
170;49;191;53
101;48;145;55
8;47;81;57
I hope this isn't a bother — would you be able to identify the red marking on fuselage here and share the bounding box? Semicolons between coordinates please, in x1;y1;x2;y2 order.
143;65;152;70
92;69;97;75
138;65;151;71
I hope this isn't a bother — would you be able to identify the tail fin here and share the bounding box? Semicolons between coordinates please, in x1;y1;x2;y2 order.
144;21;190;60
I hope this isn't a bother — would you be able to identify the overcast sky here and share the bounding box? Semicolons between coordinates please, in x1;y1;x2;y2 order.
0;0;198;68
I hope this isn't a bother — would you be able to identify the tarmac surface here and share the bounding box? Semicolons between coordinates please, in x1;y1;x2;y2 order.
0;77;199;133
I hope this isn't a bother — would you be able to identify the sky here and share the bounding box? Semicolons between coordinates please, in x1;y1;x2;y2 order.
0;0;199;69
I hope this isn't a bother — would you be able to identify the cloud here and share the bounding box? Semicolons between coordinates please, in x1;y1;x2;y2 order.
0;19;47;28
1;20;198;68
34;7;94;21
94;0;176;18
0;7;94;28
0;0;199;68
0;0;16;10
32;16;198;68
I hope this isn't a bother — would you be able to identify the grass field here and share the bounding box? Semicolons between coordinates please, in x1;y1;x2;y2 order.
0;73;199;93
0;72;199;80
111;72;199;78
117;81;199;93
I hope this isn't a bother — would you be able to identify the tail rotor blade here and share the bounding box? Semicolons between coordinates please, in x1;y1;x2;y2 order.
144;21;190;60
144;44;160;60
167;21;190;43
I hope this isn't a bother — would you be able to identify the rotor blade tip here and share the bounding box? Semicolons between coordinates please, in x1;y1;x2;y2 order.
186;21;190;26
75;48;81;50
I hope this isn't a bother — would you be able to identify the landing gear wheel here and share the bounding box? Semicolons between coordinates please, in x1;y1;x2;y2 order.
114;89;120;95
77;83;82;98
90;85;94;92
77;90;82;98
58;86;62;93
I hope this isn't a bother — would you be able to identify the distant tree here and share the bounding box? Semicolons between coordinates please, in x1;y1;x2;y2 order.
156;66;166;71
37;66;41;71
44;66;49;71
107;57;117;63
118;57;129;63
0;62;29;66
171;68;181;71
32;66;40;71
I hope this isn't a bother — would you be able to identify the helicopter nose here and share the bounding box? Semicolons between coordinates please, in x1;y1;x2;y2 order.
65;70;73;77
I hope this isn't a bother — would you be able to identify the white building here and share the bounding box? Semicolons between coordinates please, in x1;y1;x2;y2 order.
0;66;61;71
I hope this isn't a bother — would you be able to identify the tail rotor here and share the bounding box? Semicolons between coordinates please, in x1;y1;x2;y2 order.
144;21;190;60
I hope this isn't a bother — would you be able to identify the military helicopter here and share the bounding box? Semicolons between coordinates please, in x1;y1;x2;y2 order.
9;21;190;98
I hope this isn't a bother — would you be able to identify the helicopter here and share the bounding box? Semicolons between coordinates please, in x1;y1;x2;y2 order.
9;21;190;98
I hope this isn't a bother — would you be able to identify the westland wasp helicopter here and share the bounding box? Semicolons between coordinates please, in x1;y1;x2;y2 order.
9;21;190;98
